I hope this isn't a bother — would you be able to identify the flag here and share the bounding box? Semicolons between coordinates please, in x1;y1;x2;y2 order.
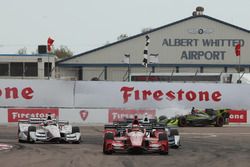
142;35;150;67
47;37;54;52
149;53;159;63
235;43;241;56
122;54;130;64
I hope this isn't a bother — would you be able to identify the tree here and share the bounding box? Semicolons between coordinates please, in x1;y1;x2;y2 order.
52;45;73;59
117;34;128;41
141;27;152;33
17;47;27;54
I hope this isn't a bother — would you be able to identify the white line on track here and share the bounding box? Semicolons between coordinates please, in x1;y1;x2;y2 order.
0;143;13;151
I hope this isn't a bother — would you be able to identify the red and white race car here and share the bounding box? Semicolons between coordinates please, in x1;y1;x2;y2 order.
103;118;169;155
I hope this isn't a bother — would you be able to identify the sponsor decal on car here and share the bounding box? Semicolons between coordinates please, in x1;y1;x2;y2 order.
79;110;89;121
108;109;156;123
8;108;59;122
228;110;247;123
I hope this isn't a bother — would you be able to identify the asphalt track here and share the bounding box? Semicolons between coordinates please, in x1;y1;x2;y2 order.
0;125;250;167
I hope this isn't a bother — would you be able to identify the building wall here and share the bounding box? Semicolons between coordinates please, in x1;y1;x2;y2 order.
61;16;250;66
0;54;56;79
56;67;79;80
57;15;250;81
82;67;105;81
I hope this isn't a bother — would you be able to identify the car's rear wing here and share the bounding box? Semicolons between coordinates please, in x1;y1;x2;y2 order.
58;120;69;125
104;124;117;129
152;126;165;131
29;118;47;124
18;118;59;124
104;123;156;133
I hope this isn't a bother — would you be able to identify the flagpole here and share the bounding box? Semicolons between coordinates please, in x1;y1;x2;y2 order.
48;53;50;80
238;53;241;82
235;43;241;83
128;56;131;82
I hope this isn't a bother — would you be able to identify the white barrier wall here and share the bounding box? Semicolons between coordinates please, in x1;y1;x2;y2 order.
0;79;74;107
0;79;249;125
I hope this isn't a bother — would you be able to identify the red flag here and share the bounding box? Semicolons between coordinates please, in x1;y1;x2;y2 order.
235;43;241;56
47;37;54;52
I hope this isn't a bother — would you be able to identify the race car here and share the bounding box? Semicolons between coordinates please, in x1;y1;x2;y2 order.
18;118;81;144
103;118;169;155
160;108;230;127
113;117;180;149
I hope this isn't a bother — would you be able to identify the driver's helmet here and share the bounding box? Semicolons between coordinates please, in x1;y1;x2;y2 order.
132;124;140;131
144;113;149;121
44;120;54;126
47;113;52;120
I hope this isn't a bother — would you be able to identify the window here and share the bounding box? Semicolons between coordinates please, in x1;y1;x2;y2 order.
200;67;204;73
224;67;228;73
24;63;38;76
10;62;23;76
176;66;179;73
0;63;9;76
44;62;52;77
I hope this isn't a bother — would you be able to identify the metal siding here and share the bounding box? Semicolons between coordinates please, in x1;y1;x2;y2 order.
203;67;224;73
107;67;128;81
155;67;176;73
227;67;240;73
57;67;78;80
82;67;105;81
178;67;200;73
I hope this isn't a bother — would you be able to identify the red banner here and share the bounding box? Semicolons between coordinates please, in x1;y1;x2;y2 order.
8;108;59;122
228;110;247;123
108;109;156;123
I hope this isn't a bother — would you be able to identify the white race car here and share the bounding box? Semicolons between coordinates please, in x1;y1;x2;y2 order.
18;118;81;144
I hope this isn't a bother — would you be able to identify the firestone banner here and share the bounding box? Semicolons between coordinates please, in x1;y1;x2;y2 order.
1;79;250;111
74;81;250;110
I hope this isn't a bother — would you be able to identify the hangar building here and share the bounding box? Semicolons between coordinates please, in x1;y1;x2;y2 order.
0;54;56;79
56;9;250;82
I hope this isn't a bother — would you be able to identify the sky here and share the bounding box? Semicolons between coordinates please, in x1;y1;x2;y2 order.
1;0;250;55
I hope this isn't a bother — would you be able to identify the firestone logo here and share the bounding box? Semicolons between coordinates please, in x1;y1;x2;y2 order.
109;109;156;123
8;108;59;122
228;110;247;123
120;86;222;103
0;86;34;99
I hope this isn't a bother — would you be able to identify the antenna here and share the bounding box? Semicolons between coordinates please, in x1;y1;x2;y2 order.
196;6;204;15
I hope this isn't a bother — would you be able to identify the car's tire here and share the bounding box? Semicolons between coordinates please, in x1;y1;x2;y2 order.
103;142;112;154
104;132;114;140
158;133;168;155
159;133;168;141
72;126;80;133
178;117;187;127
18;139;25;143
215;116;224;127
171;145;179;149
103;133;114;154
169;129;179;136
27;126;36;143
222;112;230;119
159;144;169;155
160;150;169;155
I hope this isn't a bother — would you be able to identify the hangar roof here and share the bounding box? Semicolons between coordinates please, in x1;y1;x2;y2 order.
56;14;250;65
